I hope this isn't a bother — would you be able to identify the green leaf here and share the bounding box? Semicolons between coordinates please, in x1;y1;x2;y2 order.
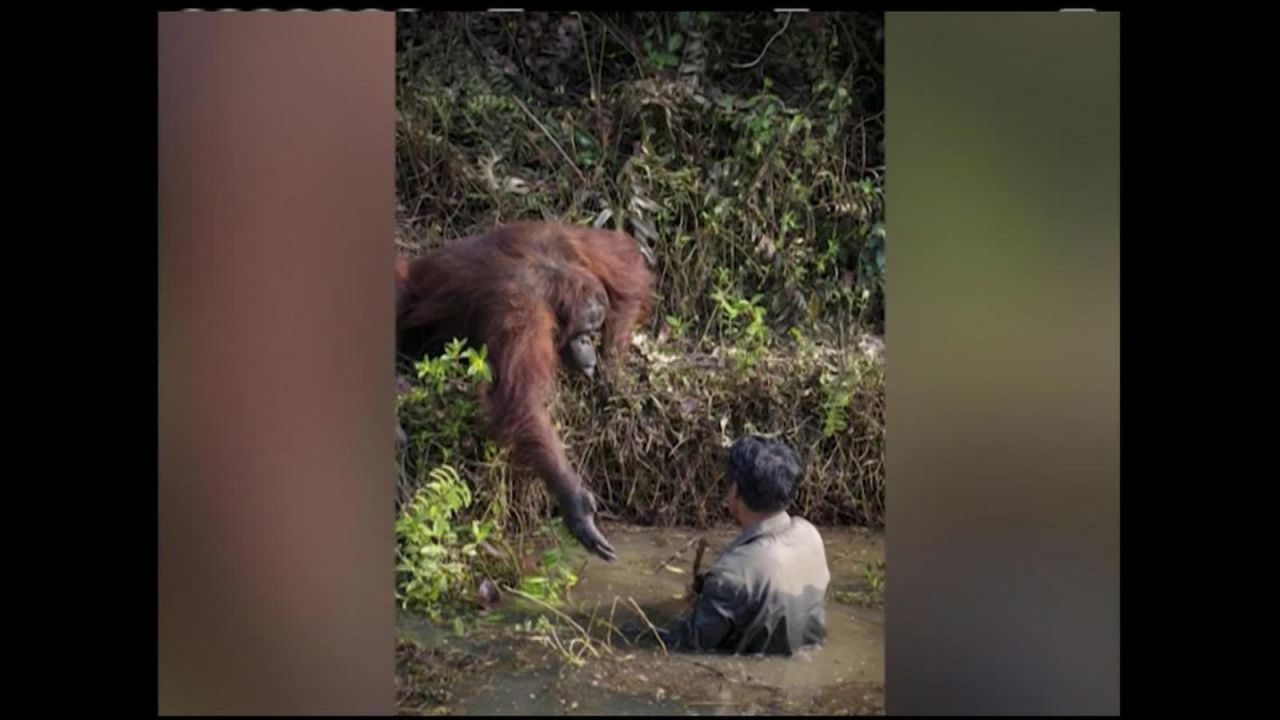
667;33;684;52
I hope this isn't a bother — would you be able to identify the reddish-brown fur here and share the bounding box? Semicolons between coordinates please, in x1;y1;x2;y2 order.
395;220;655;560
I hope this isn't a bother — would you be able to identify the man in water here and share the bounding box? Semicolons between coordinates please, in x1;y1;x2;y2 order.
658;435;831;656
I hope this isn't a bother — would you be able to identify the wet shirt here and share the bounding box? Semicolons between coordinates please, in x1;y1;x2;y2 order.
660;512;831;656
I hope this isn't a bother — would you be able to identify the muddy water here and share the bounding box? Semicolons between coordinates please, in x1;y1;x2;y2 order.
397;524;884;716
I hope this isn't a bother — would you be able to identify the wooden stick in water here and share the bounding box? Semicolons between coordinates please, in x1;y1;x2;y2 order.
692;538;708;578
652;536;701;574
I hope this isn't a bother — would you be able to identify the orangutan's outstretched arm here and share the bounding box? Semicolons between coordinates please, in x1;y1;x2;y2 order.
484;304;617;562
513;403;616;562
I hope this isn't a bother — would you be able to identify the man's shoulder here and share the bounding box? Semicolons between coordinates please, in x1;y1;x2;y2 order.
782;515;825;542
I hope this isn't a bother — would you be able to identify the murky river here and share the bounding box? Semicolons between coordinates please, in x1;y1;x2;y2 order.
397;523;884;715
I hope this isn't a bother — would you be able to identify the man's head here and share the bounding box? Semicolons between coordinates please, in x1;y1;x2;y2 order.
724;435;803;527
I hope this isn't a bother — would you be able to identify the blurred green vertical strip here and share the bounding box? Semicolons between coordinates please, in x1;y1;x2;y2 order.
886;12;1119;715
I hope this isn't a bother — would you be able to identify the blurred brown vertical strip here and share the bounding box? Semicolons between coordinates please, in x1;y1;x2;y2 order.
158;11;394;714
886;12;1120;714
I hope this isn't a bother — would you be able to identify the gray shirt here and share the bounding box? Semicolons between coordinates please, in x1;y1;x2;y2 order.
660;512;831;656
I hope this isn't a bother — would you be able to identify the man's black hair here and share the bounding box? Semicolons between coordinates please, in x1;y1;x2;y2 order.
726;435;803;514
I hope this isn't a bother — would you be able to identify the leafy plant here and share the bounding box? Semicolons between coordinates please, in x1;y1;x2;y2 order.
398;338;492;474
710;268;771;374
820;366;859;438
396;464;496;619
664;314;687;339
863;558;886;593
833;559;886;608
514;518;583;606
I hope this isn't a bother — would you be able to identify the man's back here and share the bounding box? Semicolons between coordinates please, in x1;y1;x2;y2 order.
665;512;831;655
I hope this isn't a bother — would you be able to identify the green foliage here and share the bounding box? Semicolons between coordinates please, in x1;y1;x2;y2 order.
395;460;583;620
788;326;817;355
396;341;582;620
863;558;886;595
398;338;492;471
396;11;886;339
396;464;493;618
710;269;771;374
507;518;582;605
819;365;859;438
513;614;558;636
664;314;688;339
834;559;886;607
516;547;580;606
642;28;683;69
394;11;888;540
